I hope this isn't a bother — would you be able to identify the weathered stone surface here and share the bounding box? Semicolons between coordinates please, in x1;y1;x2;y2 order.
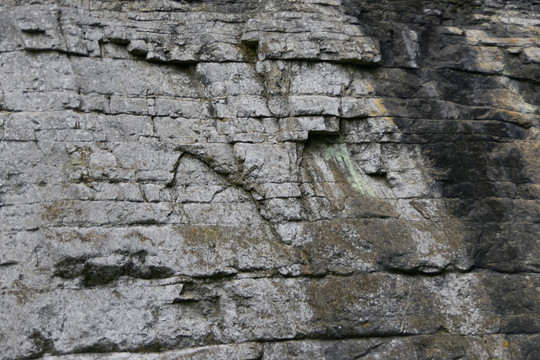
1;0;539;359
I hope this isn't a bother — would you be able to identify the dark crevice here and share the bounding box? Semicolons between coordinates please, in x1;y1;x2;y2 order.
53;250;175;287
164;152;185;189
0;261;18;267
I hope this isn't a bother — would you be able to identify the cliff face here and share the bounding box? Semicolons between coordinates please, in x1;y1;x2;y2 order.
0;0;539;359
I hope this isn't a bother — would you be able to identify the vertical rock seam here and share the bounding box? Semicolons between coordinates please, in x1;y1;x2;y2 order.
0;0;538;359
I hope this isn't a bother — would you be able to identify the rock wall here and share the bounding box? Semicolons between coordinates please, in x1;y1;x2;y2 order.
1;0;539;359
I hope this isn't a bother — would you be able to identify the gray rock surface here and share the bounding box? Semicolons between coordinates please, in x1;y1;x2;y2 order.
0;0;539;359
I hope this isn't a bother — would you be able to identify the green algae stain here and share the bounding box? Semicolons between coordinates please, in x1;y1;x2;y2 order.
320;142;374;197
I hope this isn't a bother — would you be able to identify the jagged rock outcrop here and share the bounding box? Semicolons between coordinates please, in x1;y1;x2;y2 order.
0;0;539;359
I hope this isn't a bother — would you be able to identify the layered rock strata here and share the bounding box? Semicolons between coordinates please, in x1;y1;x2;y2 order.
0;0;539;359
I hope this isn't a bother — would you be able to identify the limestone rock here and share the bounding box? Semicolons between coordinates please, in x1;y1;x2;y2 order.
0;0;539;359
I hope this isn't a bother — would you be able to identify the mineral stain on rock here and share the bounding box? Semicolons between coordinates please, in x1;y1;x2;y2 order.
320;141;375;197
0;0;539;359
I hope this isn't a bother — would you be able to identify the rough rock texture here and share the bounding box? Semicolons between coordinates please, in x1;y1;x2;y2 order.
0;0;539;359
